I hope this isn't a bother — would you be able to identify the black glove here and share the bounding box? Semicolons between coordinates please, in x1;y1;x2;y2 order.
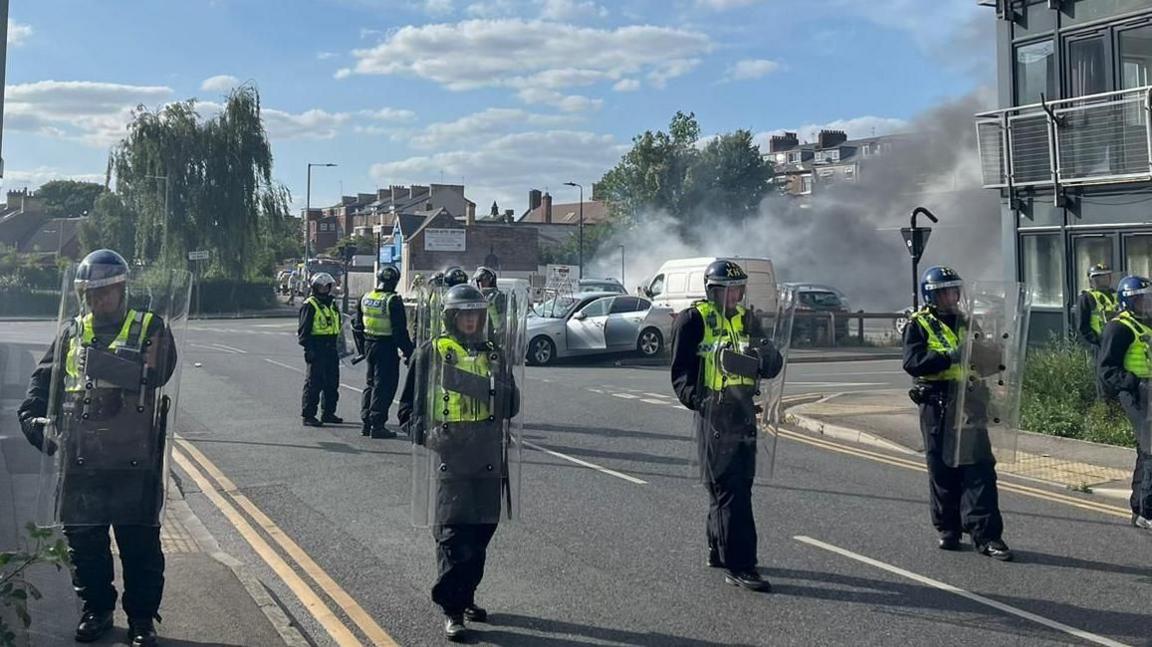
946;347;962;364
17;408;56;456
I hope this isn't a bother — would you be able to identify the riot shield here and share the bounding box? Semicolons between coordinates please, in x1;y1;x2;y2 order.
412;286;523;527
948;281;1031;468
757;287;795;480
689;284;777;484
38;264;191;527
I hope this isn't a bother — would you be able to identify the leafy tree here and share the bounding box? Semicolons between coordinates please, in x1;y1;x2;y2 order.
36;180;106;219
323;234;376;259
78;192;138;262
597;111;702;223
683;129;774;221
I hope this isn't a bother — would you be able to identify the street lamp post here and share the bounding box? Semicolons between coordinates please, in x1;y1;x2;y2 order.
618;244;625;288
299;162;337;305
564;181;584;279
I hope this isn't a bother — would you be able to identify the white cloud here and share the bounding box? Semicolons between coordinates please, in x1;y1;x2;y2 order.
360;107;417;121
696;0;759;8
538;0;606;20
316;51;338;60
724;58;779;81
261;106;419;140
370;128;623;210
424;0;454;15
4;167;104;189
5;80;174;146
343;19;710;101
465;0;517;16
613;78;640;92
754;115;910;149
200;74;241;92
406;107;576;149
516;88;602;112
9;21;32;46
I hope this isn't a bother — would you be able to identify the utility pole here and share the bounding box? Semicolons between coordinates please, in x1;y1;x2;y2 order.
564;181;584;279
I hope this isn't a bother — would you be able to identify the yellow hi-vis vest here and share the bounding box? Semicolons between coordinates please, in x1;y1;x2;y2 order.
433;337;493;423
1087;289;1118;335
1114;311;1152;379
694;301;755;392
306;296;341;336
65;310;153;392
911;308;964;382
360;290;396;338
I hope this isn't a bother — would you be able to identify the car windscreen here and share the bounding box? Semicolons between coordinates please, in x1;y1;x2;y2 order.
799;291;843;308
534;296;580;318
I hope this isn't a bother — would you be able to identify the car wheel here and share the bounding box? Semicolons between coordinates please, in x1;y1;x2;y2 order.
637;328;663;357
527;336;556;366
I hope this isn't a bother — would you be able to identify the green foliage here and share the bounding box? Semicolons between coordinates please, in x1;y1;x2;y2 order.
1020;337;1135;447
106;84;292;279
35;180;106;220
0;524;72;647
78;192;137;262
323;234;375;259
192;277;277;314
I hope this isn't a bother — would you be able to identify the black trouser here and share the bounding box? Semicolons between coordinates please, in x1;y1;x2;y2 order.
63;525;164;619
698;400;759;572
1116;390;1152;517
431;523;497;617
361;339;400;427
302;345;339;418
919;398;1004;544
706;471;757;571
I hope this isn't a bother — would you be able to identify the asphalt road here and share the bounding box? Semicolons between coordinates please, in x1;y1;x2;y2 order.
2;319;1147;647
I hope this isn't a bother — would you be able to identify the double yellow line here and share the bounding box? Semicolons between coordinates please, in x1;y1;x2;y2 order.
172;439;399;647
778;428;1131;520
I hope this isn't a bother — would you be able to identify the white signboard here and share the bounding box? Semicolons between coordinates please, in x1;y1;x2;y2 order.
423;228;466;252
187;250;210;261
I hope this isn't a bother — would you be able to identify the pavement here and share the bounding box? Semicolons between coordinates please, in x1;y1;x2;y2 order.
2;319;1149;647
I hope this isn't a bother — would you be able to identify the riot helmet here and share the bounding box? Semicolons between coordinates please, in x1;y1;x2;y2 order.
444;266;469;288
377;264;400;291
704;259;747;313
1088;263;1113;292
921;266;963;313
75;249;130;322
311;272;336;297
473;266;497;290
442;284;489;342
428;272;446;288
1117;275;1152;319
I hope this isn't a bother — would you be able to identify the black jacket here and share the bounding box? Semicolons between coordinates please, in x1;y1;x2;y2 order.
1098;318;1142;399
670;305;783;411
902;310;961;380
298;294;340;348
1077;290;1113;348
351;291;414;358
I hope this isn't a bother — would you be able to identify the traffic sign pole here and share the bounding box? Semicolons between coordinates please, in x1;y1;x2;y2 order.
901;207;938;310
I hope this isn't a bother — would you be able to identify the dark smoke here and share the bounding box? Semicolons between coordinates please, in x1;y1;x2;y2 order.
589;90;1001;312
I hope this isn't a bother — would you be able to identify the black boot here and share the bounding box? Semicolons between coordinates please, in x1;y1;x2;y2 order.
976;539;1014;561
706;544;723;568
302;416;323;427
938;531;961;551
463;604;488;622
321;413;344;424
127;617;158;647
724;569;772;592
370;426;397;439
74;609;114;642
362;422;372;437
444;614;466;641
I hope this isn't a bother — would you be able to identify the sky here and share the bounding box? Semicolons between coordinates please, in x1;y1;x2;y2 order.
3;0;994;215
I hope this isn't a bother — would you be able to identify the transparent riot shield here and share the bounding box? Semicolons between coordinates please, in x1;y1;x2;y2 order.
757;287;795;480
412;287;523;527
948;281;1031;468
38;264;192;527
689;283;777;485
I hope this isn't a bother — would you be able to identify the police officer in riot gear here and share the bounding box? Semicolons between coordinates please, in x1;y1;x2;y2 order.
670;259;783;593
17;249;178;646
903;266;1012;560
1078;263;1117;351
443;266;469;288
397;284;520;640
298;272;343;427
1097;275;1152;531
474;266;509;337
352;265;413;438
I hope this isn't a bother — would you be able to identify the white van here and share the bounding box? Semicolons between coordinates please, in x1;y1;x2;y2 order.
640;257;777;316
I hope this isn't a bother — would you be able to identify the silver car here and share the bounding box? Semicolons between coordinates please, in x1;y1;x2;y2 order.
525;292;670;366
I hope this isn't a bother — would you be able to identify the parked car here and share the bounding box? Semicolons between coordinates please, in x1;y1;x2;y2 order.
784;283;850;345
640;257;777;316
525;291;670;366
577;278;627;294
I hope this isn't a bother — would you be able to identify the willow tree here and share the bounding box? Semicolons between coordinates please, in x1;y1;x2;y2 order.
108;85;290;278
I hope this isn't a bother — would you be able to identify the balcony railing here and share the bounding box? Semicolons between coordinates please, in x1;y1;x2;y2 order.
975;85;1152;190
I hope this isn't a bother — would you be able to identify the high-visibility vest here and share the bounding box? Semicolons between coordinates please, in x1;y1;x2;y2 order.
306;296;341;336
694;301;755;392
360;290;395;338
1086;289;1118;335
1114;311;1152;378
65;310;153;392
432;336;492;423
911;308;964;382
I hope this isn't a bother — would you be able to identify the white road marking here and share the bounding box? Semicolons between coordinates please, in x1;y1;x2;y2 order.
801;370;906;377
794;536;1131;647
522;440;648;485
612;393;639;399
788;381;888;388
263;358;364;394
639;399;667;405
643;392;672;399
212;343;248;354
191;343;240;355
587;388;605;394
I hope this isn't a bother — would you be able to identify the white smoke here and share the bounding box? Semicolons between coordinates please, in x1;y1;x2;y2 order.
587;91;1001;312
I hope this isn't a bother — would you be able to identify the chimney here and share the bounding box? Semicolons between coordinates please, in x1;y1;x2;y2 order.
466;203;475;226
818;129;847;149
528;189;542;213
542;192;553;224
769;131;799;153
377;188;392;201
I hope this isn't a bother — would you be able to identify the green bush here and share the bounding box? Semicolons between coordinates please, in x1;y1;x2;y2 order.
191;277;277;314
1020;336;1135;448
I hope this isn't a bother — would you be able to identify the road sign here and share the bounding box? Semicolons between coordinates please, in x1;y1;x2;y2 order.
188;250;210;261
899;227;931;263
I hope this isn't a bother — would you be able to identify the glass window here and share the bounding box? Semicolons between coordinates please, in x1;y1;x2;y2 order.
647;274;665;297
1021;234;1064;307
1073;236;1114;293
1066;0;1152;25
1015;40;1055;105
1119;24;1152;89
579;297;612;318
1125;234;1152;277
609;296;642;313
799;176;813;194
1067;35;1109;97
688;271;704;293
666;272;686;293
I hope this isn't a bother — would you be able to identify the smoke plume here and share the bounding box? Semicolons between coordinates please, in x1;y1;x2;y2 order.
587;90;1001;312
